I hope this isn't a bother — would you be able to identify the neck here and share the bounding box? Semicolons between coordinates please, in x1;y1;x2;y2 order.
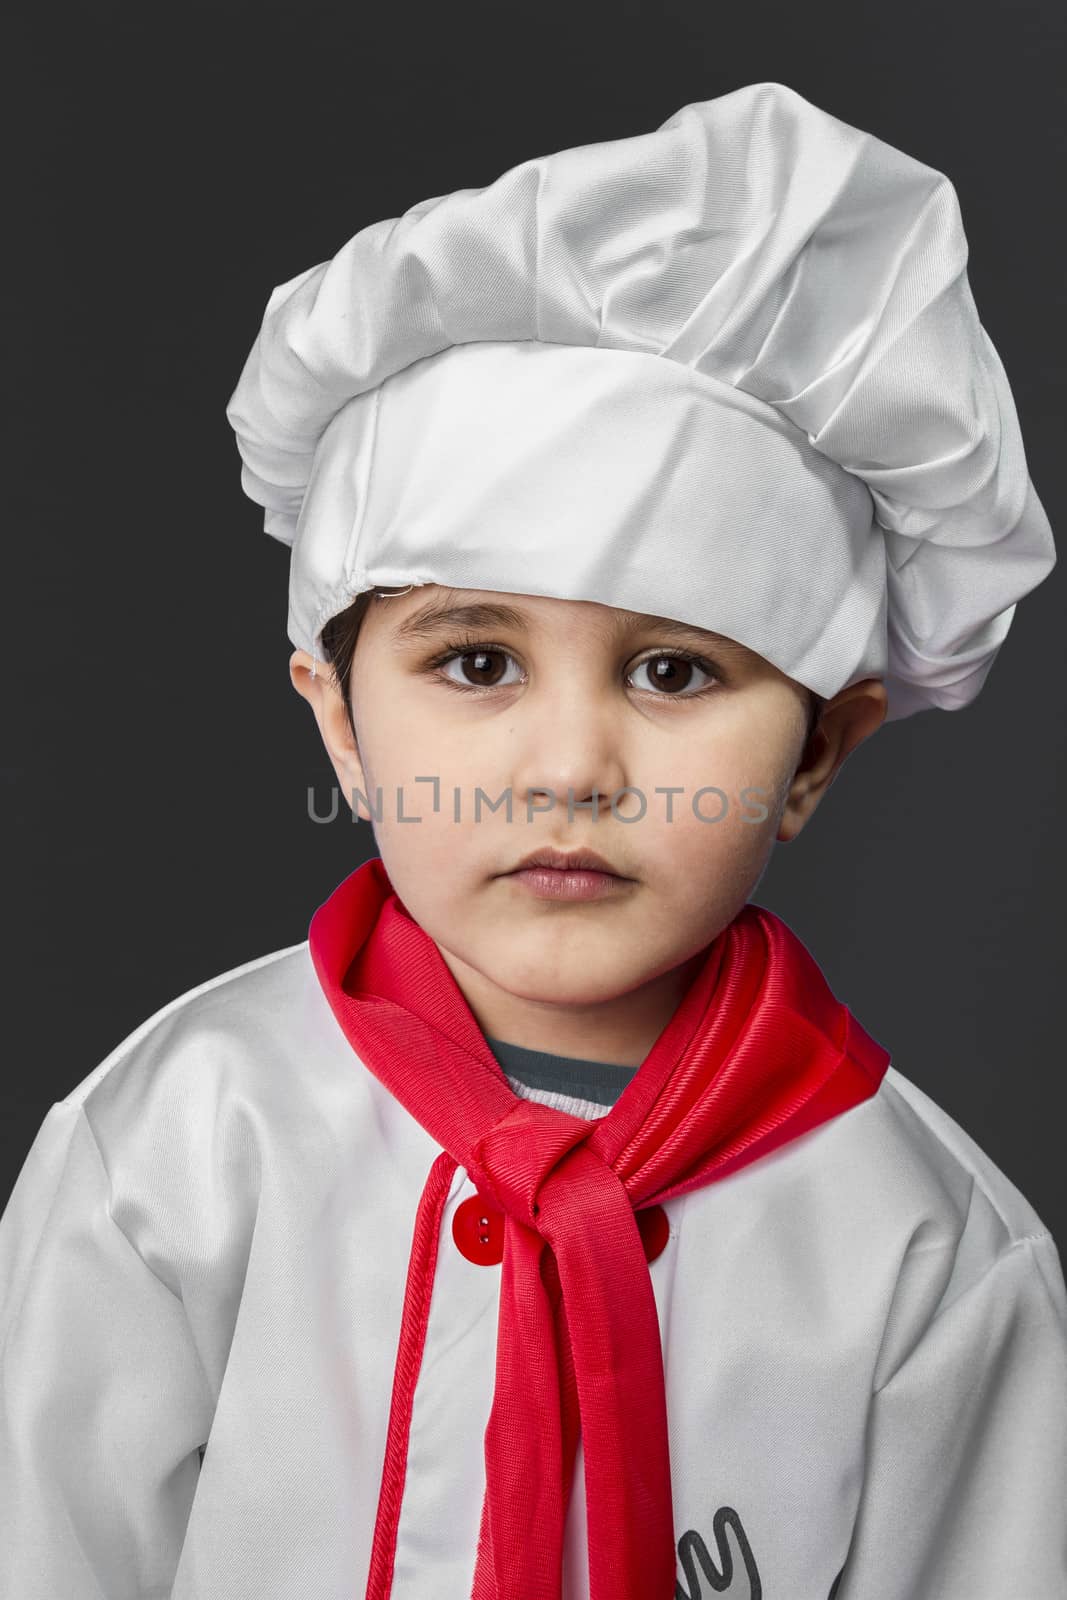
432;944;710;1068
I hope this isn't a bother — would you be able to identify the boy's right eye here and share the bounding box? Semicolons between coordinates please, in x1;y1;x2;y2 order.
432;645;523;693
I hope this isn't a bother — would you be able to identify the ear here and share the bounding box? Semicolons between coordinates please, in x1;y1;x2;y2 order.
777;678;888;843
288;649;374;822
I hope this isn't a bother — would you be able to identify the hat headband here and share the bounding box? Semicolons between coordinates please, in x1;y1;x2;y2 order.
292;339;883;698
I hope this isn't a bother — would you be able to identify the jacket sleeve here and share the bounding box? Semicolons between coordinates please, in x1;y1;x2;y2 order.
835;1229;1067;1600
0;1098;216;1599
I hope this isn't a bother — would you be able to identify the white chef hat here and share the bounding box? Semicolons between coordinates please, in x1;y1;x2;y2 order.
226;81;1055;721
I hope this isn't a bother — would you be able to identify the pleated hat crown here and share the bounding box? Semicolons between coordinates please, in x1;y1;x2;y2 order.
226;81;1055;721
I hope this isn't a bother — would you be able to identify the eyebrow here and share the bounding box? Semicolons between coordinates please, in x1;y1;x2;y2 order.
389;598;741;652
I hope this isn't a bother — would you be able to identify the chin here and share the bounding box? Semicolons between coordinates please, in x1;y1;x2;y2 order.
486;956;645;1009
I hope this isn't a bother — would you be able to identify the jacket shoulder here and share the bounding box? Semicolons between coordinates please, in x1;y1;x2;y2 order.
69;940;340;1153
877;1064;1052;1246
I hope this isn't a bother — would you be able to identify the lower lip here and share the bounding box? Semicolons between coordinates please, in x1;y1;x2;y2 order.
509;867;630;901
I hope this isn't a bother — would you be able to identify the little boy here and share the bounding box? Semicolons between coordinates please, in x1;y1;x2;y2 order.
2;83;1065;1600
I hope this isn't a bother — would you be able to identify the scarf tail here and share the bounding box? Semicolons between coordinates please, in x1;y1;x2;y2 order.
471;1220;569;1600
364;1152;458;1600
552;1154;678;1599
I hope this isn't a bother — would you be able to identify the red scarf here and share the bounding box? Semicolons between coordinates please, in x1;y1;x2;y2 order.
308;856;889;1600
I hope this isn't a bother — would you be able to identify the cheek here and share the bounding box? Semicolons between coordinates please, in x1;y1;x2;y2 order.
349;683;441;786
646;723;790;820
646;802;774;885
633;730;791;877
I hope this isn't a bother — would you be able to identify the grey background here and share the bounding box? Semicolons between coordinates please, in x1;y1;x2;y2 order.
5;0;1065;1238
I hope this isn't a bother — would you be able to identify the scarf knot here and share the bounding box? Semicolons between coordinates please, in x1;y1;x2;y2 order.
471;1098;606;1227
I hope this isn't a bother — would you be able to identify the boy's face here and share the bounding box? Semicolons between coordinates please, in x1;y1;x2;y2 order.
293;585;886;1059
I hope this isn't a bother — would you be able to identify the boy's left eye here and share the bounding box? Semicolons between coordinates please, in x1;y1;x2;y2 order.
426;642;720;698
627;652;718;696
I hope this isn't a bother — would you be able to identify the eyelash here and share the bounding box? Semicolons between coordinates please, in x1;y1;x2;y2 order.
421;635;725;700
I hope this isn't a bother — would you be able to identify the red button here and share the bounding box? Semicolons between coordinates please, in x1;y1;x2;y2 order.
453;1195;505;1265
637;1204;670;1263
452;1196;669;1266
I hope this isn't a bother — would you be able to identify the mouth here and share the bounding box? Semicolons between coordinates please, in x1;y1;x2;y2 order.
500;847;636;903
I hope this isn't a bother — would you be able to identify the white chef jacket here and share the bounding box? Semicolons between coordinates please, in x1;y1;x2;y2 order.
1;937;1065;1600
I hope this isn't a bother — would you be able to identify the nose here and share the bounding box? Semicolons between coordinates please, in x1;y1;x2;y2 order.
507;679;630;821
